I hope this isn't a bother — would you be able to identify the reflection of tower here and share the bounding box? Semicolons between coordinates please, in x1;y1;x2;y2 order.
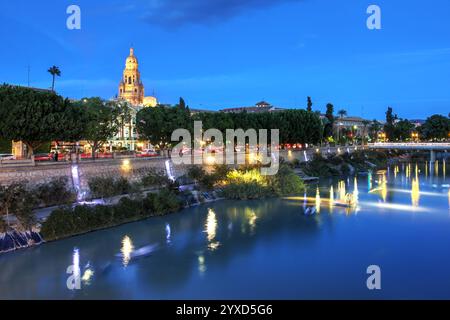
118;48;157;107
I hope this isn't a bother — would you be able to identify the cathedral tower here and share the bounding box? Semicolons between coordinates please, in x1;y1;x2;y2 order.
118;48;145;105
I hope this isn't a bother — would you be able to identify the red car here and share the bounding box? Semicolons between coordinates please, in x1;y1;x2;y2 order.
34;153;53;161
81;153;113;159
136;149;159;158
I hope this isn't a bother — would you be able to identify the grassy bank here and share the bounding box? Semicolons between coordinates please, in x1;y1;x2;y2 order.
41;189;182;241
40;164;305;241
295;150;389;178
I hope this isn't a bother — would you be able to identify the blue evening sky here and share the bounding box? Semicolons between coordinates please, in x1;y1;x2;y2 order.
0;0;449;120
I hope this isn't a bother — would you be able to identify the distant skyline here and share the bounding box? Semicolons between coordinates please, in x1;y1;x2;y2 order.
0;0;449;119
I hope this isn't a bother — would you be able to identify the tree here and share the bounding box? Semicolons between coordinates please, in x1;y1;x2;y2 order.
116;101;133;142
361;120;371;145
179;97;186;110
47;66;61;91
419;115;450;140
323;103;334;140
337;109;347;118
369;119;382;141
0;183;36;230
137;104;191;154
307;97;313;112
393;119;414;141
76;98;120;158
384;106;398;141
0;85;84;157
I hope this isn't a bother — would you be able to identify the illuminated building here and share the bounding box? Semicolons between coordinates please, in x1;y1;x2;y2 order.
118;48;157;107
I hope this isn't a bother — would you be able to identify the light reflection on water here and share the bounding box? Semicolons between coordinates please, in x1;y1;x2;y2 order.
121;235;134;267
0;162;449;299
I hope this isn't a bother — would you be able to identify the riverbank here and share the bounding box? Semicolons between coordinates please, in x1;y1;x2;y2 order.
0;163;304;253
0;151;387;254
295;149;390;178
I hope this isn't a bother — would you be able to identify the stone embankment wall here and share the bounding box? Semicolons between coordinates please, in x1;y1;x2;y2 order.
0;158;187;191
0;148;360;190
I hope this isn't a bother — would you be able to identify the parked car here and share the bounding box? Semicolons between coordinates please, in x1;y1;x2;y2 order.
81;152;113;159
0;154;15;160
34;153;53;161
137;149;158;157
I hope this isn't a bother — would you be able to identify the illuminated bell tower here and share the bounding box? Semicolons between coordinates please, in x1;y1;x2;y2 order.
118;48;145;105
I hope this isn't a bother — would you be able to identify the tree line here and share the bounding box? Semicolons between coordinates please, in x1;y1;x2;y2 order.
1;85;448;158
0;85;126;157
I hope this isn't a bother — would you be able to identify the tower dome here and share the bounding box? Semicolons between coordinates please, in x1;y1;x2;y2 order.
125;48;138;70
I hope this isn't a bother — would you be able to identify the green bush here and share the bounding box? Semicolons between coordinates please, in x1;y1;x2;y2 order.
0;216;8;233
41;190;182;241
269;165;305;196
140;168;169;187
186;165;206;181
143;189;182;215
0;182;37;231
88;176;133;199
35;177;76;207
220;165;304;200
221;181;272;200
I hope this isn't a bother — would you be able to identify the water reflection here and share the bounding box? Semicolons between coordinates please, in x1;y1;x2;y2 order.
82;267;94;286
443;160;446;177
411;178;420;207
338;181;346;201
205;208;220;250
198;255;206;275
329;186;334;212
315;187;321;213
121;235;134;267
166;223;172;244
245;208;258;234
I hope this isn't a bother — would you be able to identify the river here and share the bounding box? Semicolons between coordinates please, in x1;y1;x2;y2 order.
0;161;449;299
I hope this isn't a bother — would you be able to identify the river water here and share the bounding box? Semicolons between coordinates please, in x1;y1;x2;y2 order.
0;161;449;299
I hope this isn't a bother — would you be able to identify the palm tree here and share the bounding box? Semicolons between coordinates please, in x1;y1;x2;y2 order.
47;66;61;91
361;120;371;145
336;109;347;143
337;109;347;119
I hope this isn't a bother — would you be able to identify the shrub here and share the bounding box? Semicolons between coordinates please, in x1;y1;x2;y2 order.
290;158;301;168
269;165;305;196
141;169;169;187
88;176;133;199
41;190;182;241
0;217;8;233
212;164;231;181
186;165;206;182
143;189;182;215
0;182;37;231
35;177;76;207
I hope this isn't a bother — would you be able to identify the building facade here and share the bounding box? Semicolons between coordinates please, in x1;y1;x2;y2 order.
220;101;284;113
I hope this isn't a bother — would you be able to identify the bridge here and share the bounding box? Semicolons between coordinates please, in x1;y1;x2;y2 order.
368;143;450;162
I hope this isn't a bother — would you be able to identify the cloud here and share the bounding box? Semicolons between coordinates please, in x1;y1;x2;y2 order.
138;0;302;28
